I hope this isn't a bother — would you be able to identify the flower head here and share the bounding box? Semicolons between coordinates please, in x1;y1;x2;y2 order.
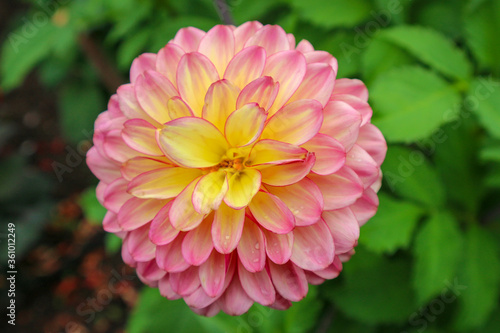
87;21;387;316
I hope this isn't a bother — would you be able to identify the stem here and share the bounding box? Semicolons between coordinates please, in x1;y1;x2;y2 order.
214;0;235;25
77;34;126;93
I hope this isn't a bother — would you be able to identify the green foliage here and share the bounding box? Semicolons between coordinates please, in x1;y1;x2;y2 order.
413;212;463;305
80;187;107;224
2;0;500;332
360;193;423;254
370;66;461;142
454;226;500;331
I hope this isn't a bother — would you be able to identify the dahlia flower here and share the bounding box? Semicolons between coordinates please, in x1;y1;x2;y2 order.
87;21;386;316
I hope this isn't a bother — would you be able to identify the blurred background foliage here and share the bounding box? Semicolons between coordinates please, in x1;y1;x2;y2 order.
1;0;500;332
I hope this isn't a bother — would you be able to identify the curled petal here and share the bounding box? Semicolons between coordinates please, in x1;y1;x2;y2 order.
269;260;308;302
265;178;324;227
130;53;156;83
157;117;228;168
236;76;279;111
156;43;185;88
345;144;379;189
199;25;235;77
331;94;373;126
350;188;379;226
125;223;156;262
128;167;201;199
238;261;276;306
261;99;323;145
117;84;157;125
122;119;163;156
263;50;307;116
257;152;315;186
104;129;142;163
322;208;360;254
149;202;179;246
169;179;205;231
356;124;387;166
173;27;205;52
177;52;219;116
182;218;214;265
169;266;201;296
87;147;121;183
118;197;169;231
320;101;362;152
288;63;335;107
167;97;194;119
304;51;338;75
135;71;177;124
192;170;229;214
244;25;290;56
233;21;263;52
248;140;308;166
121;156;173;181
262;229;293;265
332;78;369;102
156;234;190;272
301;134;346;175
291;219;334;271
308;167;364;210
212;203;246;253
237;219;266;272
248;191;295;234
224;46;266;89
202;79;240;132
225;103;267;147
218;276;253;315
199;251;226;297
104;177;132;213
224;168;261;209
159;275;181;300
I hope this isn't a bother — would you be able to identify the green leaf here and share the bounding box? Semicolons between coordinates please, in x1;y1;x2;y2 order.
284;285;323;333
1;22;61;91
58;81;105;143
433;122;483;214
317;31;363;78
105;233;122;254
464;0;500;75
127;288;208;333
290;0;372;28
470;308;500;333
480;140;500;163
360;193;423;254
469;77;500;139
231;0;286;24
79;187;106;224
324;247;416;324
362;38;414;84
454;226;500;331
412;211;463;305
378;26;472;80
382;146;446;208
415;2;463;39
370;66;461;142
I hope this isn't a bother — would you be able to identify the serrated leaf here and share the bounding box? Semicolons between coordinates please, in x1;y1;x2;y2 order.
360;193;423;254
433;122;482;214
324;247;416;324
382;146;445;208
464;0;500;75
370;66;461;142
469;77;500;139
379;26;471;80
1;22;60;91
454;226;500;331
362;38;414;84
80;187;107;224
412;212;463;305
290;0;372;28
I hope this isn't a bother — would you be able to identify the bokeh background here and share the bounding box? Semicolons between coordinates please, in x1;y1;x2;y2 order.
1;0;500;332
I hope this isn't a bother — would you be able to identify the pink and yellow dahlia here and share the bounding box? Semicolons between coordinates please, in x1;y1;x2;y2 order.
87;21;387;316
